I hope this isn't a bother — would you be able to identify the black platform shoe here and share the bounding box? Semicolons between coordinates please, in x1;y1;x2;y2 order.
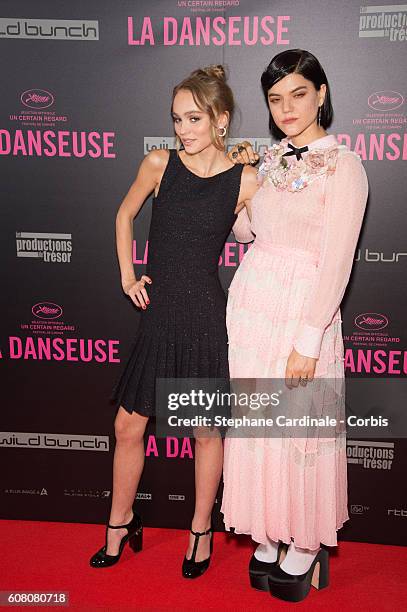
89;512;143;568
249;542;287;591
268;547;329;602
182;527;213;579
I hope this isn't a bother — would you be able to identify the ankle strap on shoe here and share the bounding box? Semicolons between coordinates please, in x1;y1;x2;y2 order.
108;513;136;530
189;527;212;562
190;527;212;537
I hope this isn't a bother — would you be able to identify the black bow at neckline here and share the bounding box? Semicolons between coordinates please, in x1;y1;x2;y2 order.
282;142;309;161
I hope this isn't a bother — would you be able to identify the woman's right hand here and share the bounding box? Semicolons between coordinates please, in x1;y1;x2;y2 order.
122;275;152;309
228;141;260;166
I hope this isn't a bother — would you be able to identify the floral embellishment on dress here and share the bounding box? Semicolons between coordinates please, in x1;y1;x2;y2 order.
257;138;340;192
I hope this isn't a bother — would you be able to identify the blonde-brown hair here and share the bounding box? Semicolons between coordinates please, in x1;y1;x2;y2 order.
172;64;234;151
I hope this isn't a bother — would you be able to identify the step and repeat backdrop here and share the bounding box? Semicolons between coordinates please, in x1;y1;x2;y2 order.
1;1;406;545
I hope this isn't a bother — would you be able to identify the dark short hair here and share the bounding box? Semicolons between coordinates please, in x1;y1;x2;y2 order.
261;49;333;139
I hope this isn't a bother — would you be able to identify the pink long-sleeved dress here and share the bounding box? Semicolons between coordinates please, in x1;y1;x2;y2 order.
221;134;368;549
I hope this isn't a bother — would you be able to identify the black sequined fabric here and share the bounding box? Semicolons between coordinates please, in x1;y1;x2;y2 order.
111;149;244;415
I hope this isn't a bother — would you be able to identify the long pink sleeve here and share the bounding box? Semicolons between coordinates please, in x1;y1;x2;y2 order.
232;207;255;243
293;151;368;359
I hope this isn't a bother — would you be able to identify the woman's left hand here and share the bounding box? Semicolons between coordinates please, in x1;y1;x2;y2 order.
228;141;260;166
285;348;317;388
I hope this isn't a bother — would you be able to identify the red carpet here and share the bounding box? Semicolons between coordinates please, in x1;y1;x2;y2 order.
0;520;404;610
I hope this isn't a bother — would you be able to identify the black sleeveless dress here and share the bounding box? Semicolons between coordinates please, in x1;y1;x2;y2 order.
110;149;244;416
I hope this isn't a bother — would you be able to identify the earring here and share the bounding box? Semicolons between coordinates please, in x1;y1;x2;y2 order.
217;126;227;138
318;106;322;126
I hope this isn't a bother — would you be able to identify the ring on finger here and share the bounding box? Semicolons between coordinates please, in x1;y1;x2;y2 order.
232;151;238;159
237;145;245;153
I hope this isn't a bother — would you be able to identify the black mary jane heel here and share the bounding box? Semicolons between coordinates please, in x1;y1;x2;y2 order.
89;512;143;568
249;541;287;591
182;527;213;579
268;546;329;602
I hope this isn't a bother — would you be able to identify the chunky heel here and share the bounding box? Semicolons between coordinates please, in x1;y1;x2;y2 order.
129;525;143;553
249;542;287;592
249;566;270;592
90;512;143;568
311;547;329;590
268;547;330;602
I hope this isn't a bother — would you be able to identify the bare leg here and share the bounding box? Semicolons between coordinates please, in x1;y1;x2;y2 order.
185;429;223;561
105;406;149;555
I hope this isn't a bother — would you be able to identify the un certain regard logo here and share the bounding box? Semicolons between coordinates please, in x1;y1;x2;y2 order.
32;302;63;320
355;312;389;331
368;91;404;112
21;89;54;109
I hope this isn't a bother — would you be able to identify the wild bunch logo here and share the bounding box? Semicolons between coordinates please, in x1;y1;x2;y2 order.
0;18;99;40
0;432;110;451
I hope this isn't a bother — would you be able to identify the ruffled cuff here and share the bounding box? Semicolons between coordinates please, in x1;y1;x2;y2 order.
293;324;325;359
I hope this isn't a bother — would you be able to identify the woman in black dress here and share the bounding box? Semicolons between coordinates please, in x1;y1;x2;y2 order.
90;65;257;577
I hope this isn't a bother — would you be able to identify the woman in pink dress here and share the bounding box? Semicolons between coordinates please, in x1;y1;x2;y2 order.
221;49;368;602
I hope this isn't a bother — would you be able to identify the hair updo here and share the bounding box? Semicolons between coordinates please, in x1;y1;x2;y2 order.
172;64;234;150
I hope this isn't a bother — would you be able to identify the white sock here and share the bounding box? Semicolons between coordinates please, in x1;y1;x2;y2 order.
280;541;320;575
254;537;279;563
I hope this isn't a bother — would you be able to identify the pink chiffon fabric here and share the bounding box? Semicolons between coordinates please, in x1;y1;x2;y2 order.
221;135;368;549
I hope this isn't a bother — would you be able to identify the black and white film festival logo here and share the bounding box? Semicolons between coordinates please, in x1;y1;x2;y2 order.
0;432;109;451
16;232;72;263
0;18;99;40
359;4;407;41
143;136;272;158
347;440;395;470
388;508;407;517
64;488;111;498
4;487;48;496
137;492;152;500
